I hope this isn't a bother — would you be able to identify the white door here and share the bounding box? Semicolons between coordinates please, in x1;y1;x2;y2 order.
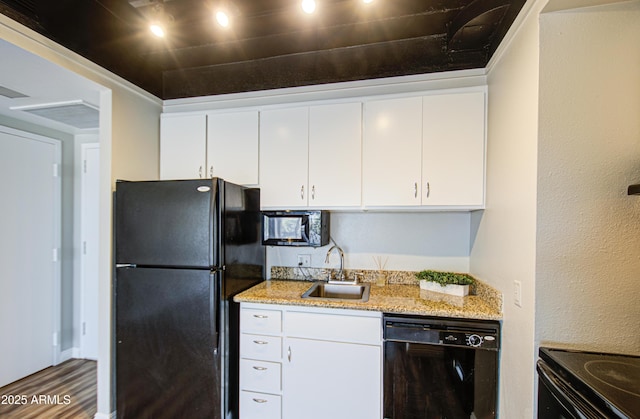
308;102;362;207
283;337;381;419
207;110;259;185
362;96;423;206
80;144;100;360
422;91;486;206
259;107;309;208
160;114;207;180
0;127;60;387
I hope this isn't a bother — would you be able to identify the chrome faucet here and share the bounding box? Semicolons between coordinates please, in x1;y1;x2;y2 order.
325;244;345;282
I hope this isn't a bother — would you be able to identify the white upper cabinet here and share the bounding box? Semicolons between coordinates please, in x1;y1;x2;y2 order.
308;102;362;207
362;90;486;208
207;111;259;185
259;107;310;208
260;103;362;208
422;91;485;207
160;111;259;185
362;96;423;206
161;87;485;209
160;114;207;180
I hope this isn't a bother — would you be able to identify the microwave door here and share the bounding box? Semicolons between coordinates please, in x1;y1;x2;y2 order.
274;217;303;240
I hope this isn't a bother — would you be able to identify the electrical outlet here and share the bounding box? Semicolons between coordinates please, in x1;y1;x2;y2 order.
514;280;522;307
297;254;311;267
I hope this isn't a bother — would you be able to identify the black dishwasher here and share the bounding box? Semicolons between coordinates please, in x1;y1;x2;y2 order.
383;314;501;419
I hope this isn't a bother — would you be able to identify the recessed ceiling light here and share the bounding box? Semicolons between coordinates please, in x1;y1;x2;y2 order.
149;22;165;37
216;10;230;27
301;0;316;14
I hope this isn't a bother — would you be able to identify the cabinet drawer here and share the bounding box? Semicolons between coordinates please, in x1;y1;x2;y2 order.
241;307;283;334
240;391;281;419
240;359;281;393
286;310;382;344
241;334;282;361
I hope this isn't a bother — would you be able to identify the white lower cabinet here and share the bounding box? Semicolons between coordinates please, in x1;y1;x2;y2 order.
240;391;282;419
239;303;382;419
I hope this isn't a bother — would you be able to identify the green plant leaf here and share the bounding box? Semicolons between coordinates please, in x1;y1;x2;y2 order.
415;270;475;286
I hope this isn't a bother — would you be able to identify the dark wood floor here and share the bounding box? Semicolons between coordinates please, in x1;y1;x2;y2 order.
0;359;97;418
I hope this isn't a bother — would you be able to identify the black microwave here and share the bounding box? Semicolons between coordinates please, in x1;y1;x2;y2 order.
262;210;330;247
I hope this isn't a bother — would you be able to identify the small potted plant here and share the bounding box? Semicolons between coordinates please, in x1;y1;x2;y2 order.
415;270;475;297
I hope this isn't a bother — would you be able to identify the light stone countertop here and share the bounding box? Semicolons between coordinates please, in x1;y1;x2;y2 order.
234;279;503;321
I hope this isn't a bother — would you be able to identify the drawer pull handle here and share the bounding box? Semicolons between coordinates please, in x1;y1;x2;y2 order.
253;398;268;404
253;366;268;371
253;314;268;319
253;340;268;345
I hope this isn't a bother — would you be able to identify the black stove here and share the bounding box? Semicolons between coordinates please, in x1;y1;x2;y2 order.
537;347;640;418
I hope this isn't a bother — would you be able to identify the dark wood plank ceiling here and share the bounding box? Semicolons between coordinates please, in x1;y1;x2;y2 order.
0;0;525;99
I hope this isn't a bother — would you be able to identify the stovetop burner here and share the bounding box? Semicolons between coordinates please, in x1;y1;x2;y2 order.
585;360;640;398
539;347;640;418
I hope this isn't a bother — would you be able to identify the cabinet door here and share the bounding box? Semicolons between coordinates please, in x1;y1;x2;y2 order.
362;97;423;206
308;102;362;207
283;338;381;419
207;111;259;185
259;107;309;208
422;92;485;206
160;114;207;180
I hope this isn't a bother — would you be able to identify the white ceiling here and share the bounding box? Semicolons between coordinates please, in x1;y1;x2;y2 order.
0;39;104;134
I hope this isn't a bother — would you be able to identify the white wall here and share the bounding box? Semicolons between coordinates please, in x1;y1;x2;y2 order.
268;211;472;275
0;14;162;417
473;0;640;417
470;0;545;417
537;1;640;353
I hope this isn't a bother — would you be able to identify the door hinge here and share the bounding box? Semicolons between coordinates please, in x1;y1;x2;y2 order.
53;163;60;177
83;159;87;174
52;332;58;347
83;241;87;255
82;322;86;336
52;248;59;262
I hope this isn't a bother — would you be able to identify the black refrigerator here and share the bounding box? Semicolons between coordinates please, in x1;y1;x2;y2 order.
114;178;264;419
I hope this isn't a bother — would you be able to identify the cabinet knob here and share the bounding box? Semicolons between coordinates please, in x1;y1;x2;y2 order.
300;185;305;200
287;346;292;362
252;398;268;404
252;366;268;371
414;182;418;198
253;314;268;319
253;340;268;345
426;182;430;198
209;166;213;178
311;185;315;200
199;166;203;178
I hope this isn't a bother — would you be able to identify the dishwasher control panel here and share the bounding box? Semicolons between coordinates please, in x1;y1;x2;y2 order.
383;314;500;350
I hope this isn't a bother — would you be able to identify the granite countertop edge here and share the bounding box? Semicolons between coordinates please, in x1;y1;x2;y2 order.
234;279;503;321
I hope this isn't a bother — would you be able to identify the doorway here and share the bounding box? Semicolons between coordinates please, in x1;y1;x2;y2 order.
0;126;61;388
80;143;100;360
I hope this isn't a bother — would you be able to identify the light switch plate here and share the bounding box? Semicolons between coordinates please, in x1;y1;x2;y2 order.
514;280;522;307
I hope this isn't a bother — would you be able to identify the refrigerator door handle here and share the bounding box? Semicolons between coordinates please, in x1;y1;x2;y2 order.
209;179;218;268
210;271;220;354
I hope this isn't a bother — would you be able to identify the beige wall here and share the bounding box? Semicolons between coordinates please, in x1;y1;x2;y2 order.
537;1;640;353
470;1;544;417
473;0;640;417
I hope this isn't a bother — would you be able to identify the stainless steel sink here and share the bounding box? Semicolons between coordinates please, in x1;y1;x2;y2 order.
301;281;370;302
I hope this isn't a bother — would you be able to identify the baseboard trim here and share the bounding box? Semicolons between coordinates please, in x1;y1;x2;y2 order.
58;347;79;363
94;412;116;419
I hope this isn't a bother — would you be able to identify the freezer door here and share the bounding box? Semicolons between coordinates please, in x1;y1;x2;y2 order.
115;267;221;419
115;179;220;268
